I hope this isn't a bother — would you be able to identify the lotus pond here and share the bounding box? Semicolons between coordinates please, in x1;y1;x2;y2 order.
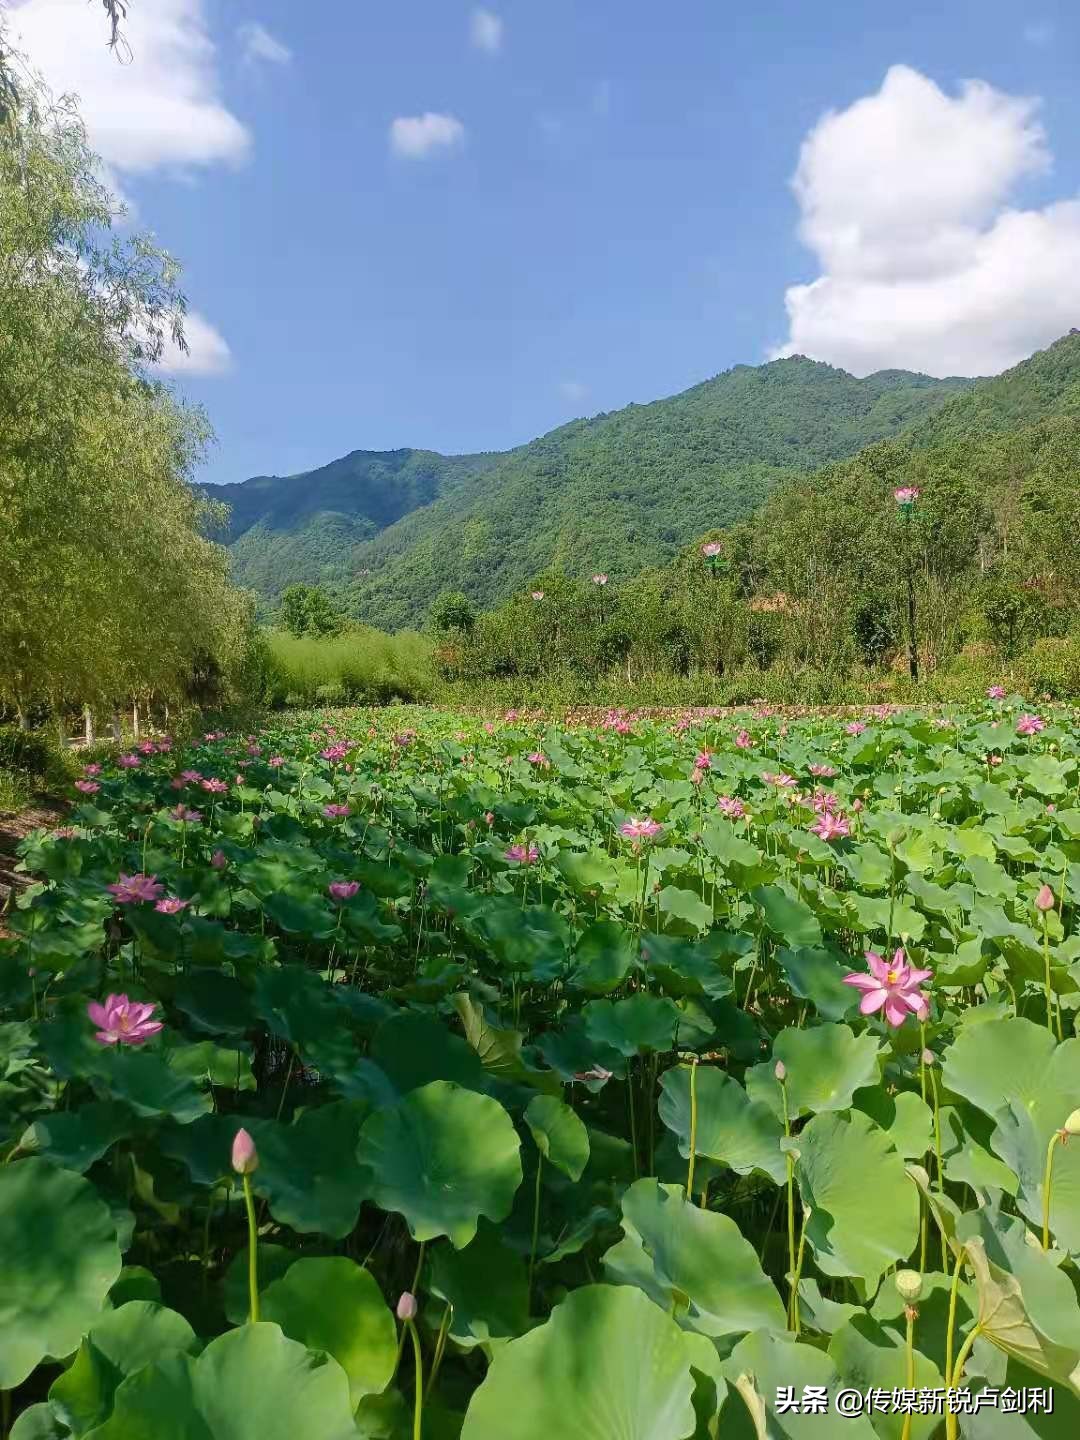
2;698;1080;1439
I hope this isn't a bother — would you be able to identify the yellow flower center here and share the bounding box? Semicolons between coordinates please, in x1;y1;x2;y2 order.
887;969;900;984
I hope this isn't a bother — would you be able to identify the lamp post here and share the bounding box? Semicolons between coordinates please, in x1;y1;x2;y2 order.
894;488;921;682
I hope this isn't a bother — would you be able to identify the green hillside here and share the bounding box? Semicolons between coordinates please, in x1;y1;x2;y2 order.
202;447;500;602
211;357;971;626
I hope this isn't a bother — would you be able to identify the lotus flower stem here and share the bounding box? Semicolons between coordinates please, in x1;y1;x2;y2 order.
1040;910;1062;1041
778;1068;797;1329
686;1059;699;1200
242;1172;259;1322
406;1317;424;1440
945;1324;983;1440
528;1151;544;1305
1042;1129;1063;1250
943;1244;966;1428
790;1207;809;1337
425;1303;453;1399
901;1307;916;1440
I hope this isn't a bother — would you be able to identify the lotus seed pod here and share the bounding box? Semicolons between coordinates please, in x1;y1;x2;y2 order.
894;1269;923;1302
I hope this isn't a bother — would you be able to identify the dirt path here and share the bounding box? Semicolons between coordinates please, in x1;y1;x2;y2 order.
0;797;66;934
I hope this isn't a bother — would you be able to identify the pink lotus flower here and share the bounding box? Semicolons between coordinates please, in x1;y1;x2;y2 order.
843;948;932;1028
328;880;360;900
701;541;723;557
180;769;203;784
620;816;663;841
894;486;921;506
210;849;228;869
83;763;102;776
107;873;164;905
137;740;157;755
531;591;545;602
117;753;140;768
808;763;836;778
201;777;229;794
734;729;753;749
323;803;351;819
987;685;1006;700
527;751;550;768
231;1127;259;1175
846;721;867;736
505;709;519;723
762;771;797;787
592;573;609;585
170;804;201;823
74;779;100;794
87;993;163;1046
505;843;540;865
484;811;495;825
321;743;350;761
573;1065;614;1082
1017;713;1045;736
811;789;840;814
268;755;285;767
810;812;850;842
717;795;746;820
694;751;711;769
247;743;261;756
155;897;190;915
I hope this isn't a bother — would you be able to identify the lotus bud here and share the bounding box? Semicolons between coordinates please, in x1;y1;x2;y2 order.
210;849;228;870
231;1127;259;1175
894;1269;923;1303
921;1049;935;1067
774;1060;787;1082
396;1291;418;1322
1064;1110;1080;1137
1035;884;1055;912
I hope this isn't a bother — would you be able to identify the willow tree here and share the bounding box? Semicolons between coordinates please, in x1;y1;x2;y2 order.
0;51;252;722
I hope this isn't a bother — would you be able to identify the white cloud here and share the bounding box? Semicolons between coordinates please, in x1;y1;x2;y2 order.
9;0;249;175
470;9;503;54
772;65;1080;376
237;21;291;67
155;310;232;377
559;380;589;404
389;112;465;159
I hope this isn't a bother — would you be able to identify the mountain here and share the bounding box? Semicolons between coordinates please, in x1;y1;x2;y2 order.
208;356;975;626
202;448;501;602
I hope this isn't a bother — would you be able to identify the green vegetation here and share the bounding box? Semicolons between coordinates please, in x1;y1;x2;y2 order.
3;703;1080;1432
435;335;1080;699
0;59;254;729
210;362;971;628
257;630;436;707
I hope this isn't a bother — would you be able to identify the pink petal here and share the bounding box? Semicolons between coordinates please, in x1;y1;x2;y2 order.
87;1002;110;1028
905;968;933;987
902;990;929;1017
865;951;890;982
843;973;881;992
859;989;888;1015
94;1031;119;1045
883;995;909;1027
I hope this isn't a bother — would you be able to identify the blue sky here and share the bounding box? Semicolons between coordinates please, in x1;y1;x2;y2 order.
11;0;1080;484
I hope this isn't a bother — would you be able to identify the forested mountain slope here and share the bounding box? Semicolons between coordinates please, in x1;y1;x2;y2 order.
210;356;970;625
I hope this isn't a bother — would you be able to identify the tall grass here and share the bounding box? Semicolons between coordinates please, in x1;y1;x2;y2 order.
262;629;436;707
